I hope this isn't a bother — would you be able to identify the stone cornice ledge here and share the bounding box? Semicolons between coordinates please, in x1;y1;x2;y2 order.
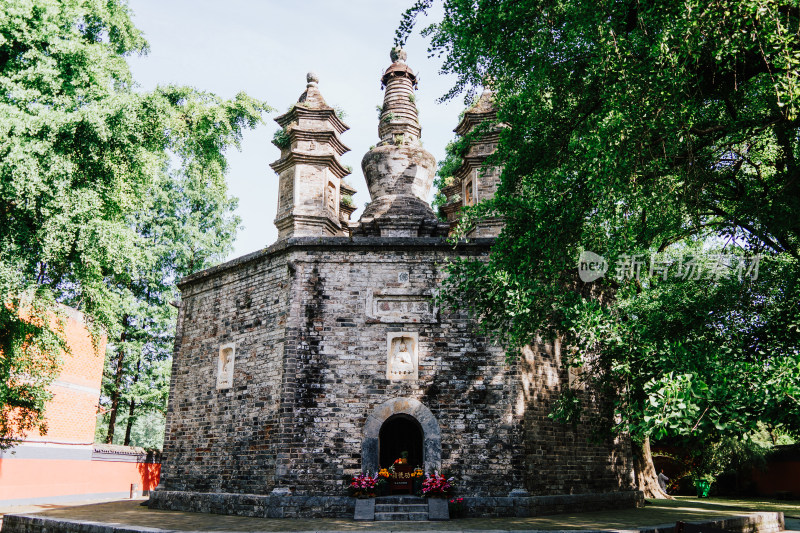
177;236;496;289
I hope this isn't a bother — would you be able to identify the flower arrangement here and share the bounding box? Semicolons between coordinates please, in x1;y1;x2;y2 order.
348;472;379;497
448;497;465;518
422;471;454;497
378;468;390;478
393;451;409;465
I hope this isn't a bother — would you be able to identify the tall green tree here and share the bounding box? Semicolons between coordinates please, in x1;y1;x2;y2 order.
100;143;242;447
0;0;270;449
399;0;800;496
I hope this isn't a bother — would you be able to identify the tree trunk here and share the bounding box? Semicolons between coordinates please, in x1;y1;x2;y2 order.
105;316;128;444
632;436;672;499
123;398;135;446
123;358;141;447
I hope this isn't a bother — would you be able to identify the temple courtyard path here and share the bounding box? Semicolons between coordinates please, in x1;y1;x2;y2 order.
1;496;798;532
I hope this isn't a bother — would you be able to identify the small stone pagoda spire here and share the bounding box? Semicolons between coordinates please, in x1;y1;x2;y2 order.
440;86;504;237
270;73;353;240
354;48;449;238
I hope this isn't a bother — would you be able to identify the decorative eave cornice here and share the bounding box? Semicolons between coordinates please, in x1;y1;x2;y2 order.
454;111;498;136
440;202;462;218
339;203;357;216
286;128;351;156
441;184;460;198
340;181;357;196
461;129;501;145
453;154;498;180
269;150;352;179
276;106;349;135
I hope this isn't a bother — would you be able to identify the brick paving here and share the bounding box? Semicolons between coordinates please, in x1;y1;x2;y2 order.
2;497;799;532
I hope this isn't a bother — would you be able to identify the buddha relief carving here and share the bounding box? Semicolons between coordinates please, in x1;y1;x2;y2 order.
387;333;418;381
217;343;235;390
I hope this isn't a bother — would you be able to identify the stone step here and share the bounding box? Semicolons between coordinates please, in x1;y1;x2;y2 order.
374;495;426;504
375;503;428;513
374;511;429;521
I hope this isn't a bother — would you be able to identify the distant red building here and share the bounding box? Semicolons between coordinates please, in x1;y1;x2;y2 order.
0;306;160;505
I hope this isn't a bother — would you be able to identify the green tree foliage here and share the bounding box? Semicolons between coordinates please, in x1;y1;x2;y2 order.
95;409;165;450
0;0;270;448
399;0;800;451
432;102;480;216
431;139;463;214
100;149;243;447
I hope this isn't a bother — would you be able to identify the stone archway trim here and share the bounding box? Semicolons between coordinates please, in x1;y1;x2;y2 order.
361;397;441;474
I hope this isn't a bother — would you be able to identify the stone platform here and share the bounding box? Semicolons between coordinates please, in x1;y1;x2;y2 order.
146;490;644;519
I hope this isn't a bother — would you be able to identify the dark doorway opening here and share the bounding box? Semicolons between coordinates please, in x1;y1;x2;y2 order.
379;414;423;468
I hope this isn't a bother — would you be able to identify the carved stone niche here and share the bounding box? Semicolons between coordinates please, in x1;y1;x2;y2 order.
386;332;419;381
216;342;235;390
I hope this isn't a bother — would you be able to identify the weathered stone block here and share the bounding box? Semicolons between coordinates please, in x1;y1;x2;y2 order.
428;497;449;520
354;498;375;520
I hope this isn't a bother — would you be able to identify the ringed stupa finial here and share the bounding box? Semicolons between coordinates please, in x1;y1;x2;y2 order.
306;72;319;87
353;45;447;238
390;47;407;63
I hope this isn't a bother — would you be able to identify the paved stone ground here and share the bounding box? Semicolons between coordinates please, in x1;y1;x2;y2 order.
0;497;147;530
1;497;798;532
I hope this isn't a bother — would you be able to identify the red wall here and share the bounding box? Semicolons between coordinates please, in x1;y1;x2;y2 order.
0;457;160;502
1;306;161;505
42;307;106;444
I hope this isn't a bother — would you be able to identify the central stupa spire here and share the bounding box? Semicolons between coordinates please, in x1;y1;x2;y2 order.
353;48;449;238
377;47;421;145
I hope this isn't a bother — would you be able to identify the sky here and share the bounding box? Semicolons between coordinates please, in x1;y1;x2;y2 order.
126;0;466;261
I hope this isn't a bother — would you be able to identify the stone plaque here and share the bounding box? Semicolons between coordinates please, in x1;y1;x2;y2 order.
366;289;437;323
216;342;235;390
387;332;418;381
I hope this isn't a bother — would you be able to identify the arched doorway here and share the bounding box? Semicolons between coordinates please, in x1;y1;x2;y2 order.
361;397;441;474
379;415;423;468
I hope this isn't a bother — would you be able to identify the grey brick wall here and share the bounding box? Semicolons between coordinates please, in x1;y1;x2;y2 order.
519;342;635;495
158;237;634;500
161;250;290;494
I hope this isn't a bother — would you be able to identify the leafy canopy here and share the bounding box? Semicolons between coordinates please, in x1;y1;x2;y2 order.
0;0;270;448
399;0;800;443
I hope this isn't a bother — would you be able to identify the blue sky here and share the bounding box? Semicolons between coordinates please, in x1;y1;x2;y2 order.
126;0;465;260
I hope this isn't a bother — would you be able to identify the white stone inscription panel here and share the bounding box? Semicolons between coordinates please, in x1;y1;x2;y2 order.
366;289;438;323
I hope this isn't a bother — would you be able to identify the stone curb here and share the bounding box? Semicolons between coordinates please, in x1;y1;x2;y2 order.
0;512;786;533
635;512;785;533
0;515;619;533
